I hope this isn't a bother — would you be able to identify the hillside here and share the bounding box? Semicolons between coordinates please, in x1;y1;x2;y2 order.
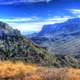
0;21;56;66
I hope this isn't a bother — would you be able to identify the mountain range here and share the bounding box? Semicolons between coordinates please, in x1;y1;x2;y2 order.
31;18;80;56
0;21;79;68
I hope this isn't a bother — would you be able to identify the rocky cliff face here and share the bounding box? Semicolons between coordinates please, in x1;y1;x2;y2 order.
31;18;80;56
38;18;80;37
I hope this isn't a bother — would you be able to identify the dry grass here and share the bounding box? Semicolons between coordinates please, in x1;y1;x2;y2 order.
0;61;79;80
0;61;36;79
25;68;80;80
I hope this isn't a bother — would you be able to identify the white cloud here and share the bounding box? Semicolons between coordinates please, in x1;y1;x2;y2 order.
0;17;39;22
9;23;42;32
67;9;80;17
47;16;72;22
4;16;71;33
0;18;32;22
0;0;51;5
23;0;51;3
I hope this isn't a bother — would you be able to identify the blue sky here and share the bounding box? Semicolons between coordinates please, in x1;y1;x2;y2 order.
0;0;80;34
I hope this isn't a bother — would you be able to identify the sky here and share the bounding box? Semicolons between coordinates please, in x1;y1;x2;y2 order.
0;0;80;34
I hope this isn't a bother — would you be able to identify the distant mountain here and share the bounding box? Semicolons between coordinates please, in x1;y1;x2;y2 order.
31;18;80;56
38;18;80;37
27;32;38;38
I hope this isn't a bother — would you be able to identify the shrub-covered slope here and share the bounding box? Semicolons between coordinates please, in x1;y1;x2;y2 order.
0;21;55;66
